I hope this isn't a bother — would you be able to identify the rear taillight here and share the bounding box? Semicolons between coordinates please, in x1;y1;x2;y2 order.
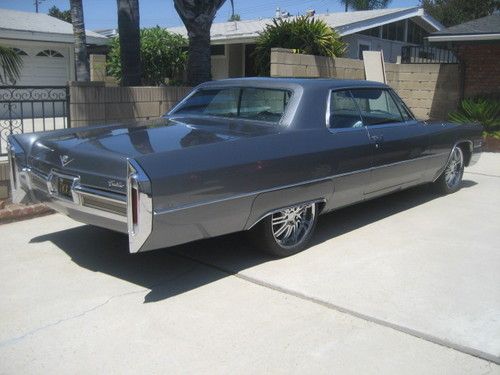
131;185;138;226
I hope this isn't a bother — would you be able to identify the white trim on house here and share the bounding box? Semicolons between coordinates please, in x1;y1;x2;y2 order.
334;7;442;36
427;33;500;42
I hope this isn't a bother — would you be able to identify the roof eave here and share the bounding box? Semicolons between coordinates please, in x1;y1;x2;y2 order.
427;33;500;42
0;28;109;46
337;7;443;36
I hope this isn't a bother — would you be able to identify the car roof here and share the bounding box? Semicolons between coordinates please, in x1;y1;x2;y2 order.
199;77;388;90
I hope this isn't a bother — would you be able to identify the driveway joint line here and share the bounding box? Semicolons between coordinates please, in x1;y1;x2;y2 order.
172;251;500;365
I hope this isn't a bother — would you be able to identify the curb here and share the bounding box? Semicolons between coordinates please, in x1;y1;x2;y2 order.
0;203;55;224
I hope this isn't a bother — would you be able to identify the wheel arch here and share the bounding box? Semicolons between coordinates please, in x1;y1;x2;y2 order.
456;140;473;167
244;178;332;230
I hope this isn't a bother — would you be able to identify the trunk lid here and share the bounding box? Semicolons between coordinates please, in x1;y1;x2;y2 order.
26;117;277;193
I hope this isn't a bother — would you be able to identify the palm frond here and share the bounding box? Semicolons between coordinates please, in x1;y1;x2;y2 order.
449;98;500;131
253;16;347;76
0;45;23;85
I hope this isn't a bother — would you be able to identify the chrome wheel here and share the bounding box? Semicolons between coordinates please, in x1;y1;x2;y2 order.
444;147;464;189
271;203;316;249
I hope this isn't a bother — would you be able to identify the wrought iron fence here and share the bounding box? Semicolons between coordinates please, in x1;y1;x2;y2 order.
0;86;70;156
401;45;458;64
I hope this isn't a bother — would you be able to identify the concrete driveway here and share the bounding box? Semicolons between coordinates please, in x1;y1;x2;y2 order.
0;154;499;374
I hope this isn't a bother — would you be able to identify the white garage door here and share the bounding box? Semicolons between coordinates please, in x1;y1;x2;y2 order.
7;44;70;86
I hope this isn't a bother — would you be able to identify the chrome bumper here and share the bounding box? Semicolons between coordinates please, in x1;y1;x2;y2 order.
8;138;153;253
469;139;483;166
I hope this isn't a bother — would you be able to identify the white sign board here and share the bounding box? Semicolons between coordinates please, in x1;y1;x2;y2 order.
363;50;387;83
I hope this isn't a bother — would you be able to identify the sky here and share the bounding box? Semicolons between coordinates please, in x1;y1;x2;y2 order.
0;0;421;30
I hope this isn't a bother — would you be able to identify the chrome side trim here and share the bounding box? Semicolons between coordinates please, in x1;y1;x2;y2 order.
154;152;448;216
127;159;153;253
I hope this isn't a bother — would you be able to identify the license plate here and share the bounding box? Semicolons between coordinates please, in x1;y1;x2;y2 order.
57;177;73;199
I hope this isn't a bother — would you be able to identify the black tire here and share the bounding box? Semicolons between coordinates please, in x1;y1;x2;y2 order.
251;202;319;258
434;145;465;194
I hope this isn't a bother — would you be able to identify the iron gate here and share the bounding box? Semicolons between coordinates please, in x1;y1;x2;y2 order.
0;86;70;156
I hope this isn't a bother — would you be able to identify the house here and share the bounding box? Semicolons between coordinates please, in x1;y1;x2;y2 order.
0;8;108;86
427;14;500;98
168;6;443;79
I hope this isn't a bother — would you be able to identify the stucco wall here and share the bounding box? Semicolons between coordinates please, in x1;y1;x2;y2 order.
69;82;191;127
270;48;460;120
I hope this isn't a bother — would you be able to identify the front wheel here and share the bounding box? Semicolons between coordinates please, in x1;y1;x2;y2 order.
251;202;318;258
434;146;465;194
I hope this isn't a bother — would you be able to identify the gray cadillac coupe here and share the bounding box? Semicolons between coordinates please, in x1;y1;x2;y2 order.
8;78;482;257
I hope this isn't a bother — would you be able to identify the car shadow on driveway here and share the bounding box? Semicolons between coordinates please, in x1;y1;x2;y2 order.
29;180;477;303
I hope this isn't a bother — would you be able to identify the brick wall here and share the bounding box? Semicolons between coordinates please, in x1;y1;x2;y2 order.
270;48;460;120
456;44;500;98
0;162;9;199
69;82;192;127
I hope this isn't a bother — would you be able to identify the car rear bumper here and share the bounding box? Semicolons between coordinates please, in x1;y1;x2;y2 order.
469;139;483;166
13;166;128;233
8;138;153;252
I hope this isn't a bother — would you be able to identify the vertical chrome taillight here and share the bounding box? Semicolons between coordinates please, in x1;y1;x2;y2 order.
127;159;153;253
7;137;27;204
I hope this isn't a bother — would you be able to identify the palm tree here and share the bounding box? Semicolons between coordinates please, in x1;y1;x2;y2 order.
341;0;391;11
174;0;232;86
0;45;23;85
117;0;141;86
69;0;90;81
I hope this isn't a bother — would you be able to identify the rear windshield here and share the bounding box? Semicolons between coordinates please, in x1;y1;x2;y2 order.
173;87;292;124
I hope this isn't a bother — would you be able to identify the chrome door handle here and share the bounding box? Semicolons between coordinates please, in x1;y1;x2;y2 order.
370;135;383;142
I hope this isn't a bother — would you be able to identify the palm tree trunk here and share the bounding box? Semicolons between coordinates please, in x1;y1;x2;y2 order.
187;26;212;85
69;0;90;82
174;0;228;86
117;0;141;86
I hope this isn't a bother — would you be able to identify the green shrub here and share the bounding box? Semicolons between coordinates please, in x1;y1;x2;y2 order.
253;16;347;76
107;26;187;86
449;97;500;133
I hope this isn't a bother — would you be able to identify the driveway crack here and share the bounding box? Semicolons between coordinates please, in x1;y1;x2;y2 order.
0;288;147;349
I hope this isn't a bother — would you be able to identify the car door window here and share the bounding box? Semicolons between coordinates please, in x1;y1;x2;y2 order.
349;89;404;126
328;90;364;129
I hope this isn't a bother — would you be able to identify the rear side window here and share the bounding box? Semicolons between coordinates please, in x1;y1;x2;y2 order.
390;90;414;121
328;90;363;129
240;88;290;123
350;89;404;125
174;87;291;124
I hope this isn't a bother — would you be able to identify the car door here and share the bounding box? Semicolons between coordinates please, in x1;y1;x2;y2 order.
325;89;372;211
349;88;430;197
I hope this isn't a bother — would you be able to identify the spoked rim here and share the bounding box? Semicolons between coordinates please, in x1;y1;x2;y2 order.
444;147;464;188
271;203;316;249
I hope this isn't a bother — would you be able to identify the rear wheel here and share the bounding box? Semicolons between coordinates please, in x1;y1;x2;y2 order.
251;202;318;257
434;146;464;194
